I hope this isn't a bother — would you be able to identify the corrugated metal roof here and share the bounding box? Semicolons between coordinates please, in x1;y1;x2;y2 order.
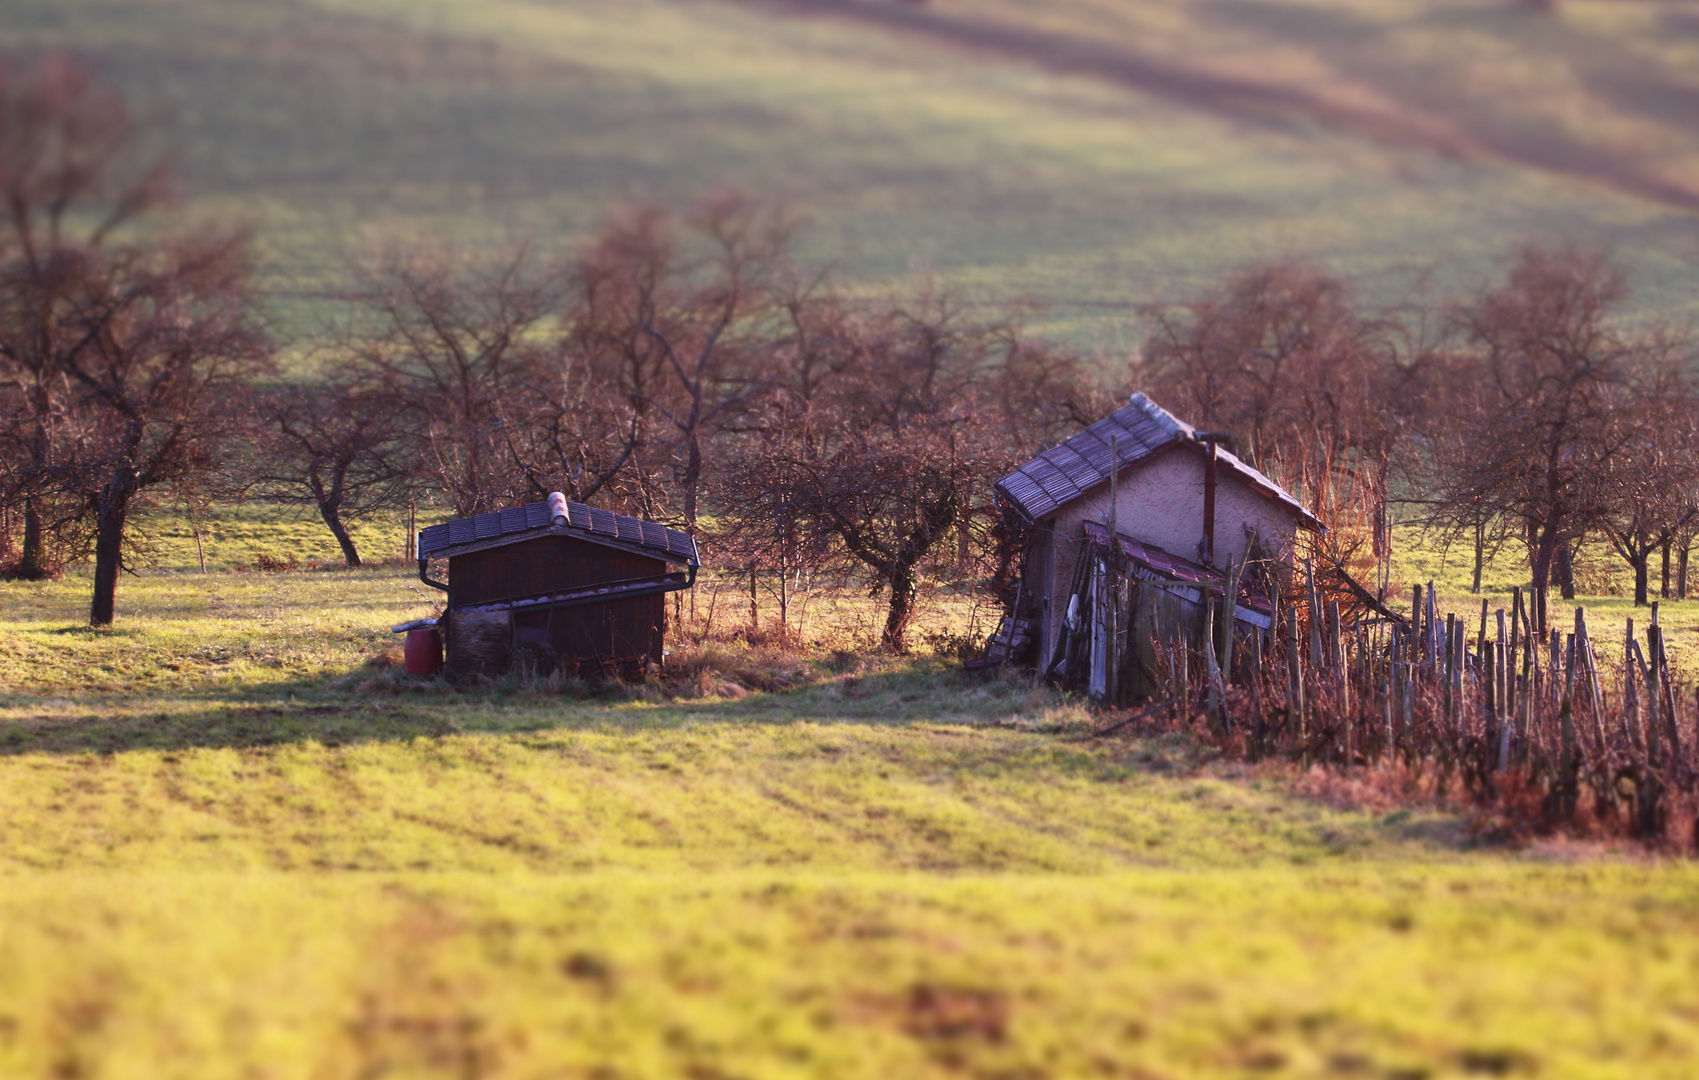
418;498;699;565
994;392;1321;530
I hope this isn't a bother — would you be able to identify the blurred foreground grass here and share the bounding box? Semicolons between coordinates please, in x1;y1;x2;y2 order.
5;864;1698;1078
5;527;1699;1076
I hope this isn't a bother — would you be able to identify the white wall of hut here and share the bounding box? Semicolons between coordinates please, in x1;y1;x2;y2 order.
1027;446;1304;666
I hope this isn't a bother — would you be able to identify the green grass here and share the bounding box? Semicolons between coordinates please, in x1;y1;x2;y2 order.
10;2;1699;1070
8;863;1699;1079
1389;521;1699;673
6;527;1699;1076
6;0;1698;348
131;500;418;573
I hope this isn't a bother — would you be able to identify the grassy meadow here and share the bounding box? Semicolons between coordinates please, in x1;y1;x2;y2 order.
9;0;1699;1074
8;0;1699;346
5;514;1699;1076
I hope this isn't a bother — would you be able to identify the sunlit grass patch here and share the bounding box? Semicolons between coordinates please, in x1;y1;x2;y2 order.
0;566;427;700
1389;521;1699;671
2;864;1697;1078
4;550;1699;1076
0;709;1439;875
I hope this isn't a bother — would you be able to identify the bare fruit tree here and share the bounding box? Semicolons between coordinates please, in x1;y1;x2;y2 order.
723;293;1028;651
1141;261;1399;481
0;53;171;579
1420;246;1655;631
350;247;554;518
492;345;653;512
54;232;266;624
1593;354;1699;607
1141;260;1404;593
255;373;409;568
572;198;790;533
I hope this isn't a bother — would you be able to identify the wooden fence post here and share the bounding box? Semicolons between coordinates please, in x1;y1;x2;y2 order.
1581;626;1607;761
1204;600;1225;732
1655;624;1682;784
1387;624;1400;759
1286;608;1305;762
1624;617;1640;759
1496;607;1512;728
1425;581;1438;675
1644;624;1663;837
1179;639;1190;724
1451;618;1465;738
1221;557;1239;687
1558;645;1577;823
1249;626;1265;760
1510;587;1523;678
1529;628;1542;770
1411;583;1423;664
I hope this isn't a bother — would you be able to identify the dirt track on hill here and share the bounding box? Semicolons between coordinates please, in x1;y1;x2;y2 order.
749;0;1699;214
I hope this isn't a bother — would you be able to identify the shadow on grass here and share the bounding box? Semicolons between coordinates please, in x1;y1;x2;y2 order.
0;662;1491;858
0;659;1071;757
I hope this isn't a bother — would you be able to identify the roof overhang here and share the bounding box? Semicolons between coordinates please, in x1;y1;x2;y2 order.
993;392;1323;532
997;441;1325;533
1082;520;1274;626
417;493;700;566
1203;448;1326;534
427;524;699;566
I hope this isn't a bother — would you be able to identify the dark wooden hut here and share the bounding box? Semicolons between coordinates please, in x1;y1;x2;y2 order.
417;493;698;679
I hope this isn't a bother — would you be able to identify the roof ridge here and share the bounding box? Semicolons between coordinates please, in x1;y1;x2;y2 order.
994;391;1320;530
1126;391;1189;438
418;496;699;564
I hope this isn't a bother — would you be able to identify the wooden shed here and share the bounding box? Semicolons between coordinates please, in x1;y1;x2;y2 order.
989;393;1322;701
417;493;698;679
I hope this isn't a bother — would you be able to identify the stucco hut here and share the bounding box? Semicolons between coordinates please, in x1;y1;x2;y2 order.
990;393;1322;697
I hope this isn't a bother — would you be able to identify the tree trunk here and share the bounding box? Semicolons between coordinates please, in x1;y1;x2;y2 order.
17;497;49;579
1680;546;1690;601
1556;540;1576;600
1530;530;1560;635
1471;521;1485;594
681;434;702;534
1634;551;1650;608
882;562;919;652
1661;538;1672;599
1530;573;1545;641
748;564;758;630
309;467;360;567
319;501;362;568
89;491;130;626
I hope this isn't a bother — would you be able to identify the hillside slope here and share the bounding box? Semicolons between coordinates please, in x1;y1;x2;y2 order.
7;0;1698;344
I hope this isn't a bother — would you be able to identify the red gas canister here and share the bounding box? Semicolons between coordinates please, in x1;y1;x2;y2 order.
404;626;443;675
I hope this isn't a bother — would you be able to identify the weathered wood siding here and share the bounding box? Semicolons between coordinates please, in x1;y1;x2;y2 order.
1030;450;1300;668
449;535;664;605
508;595;665;667
446;535;669;671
